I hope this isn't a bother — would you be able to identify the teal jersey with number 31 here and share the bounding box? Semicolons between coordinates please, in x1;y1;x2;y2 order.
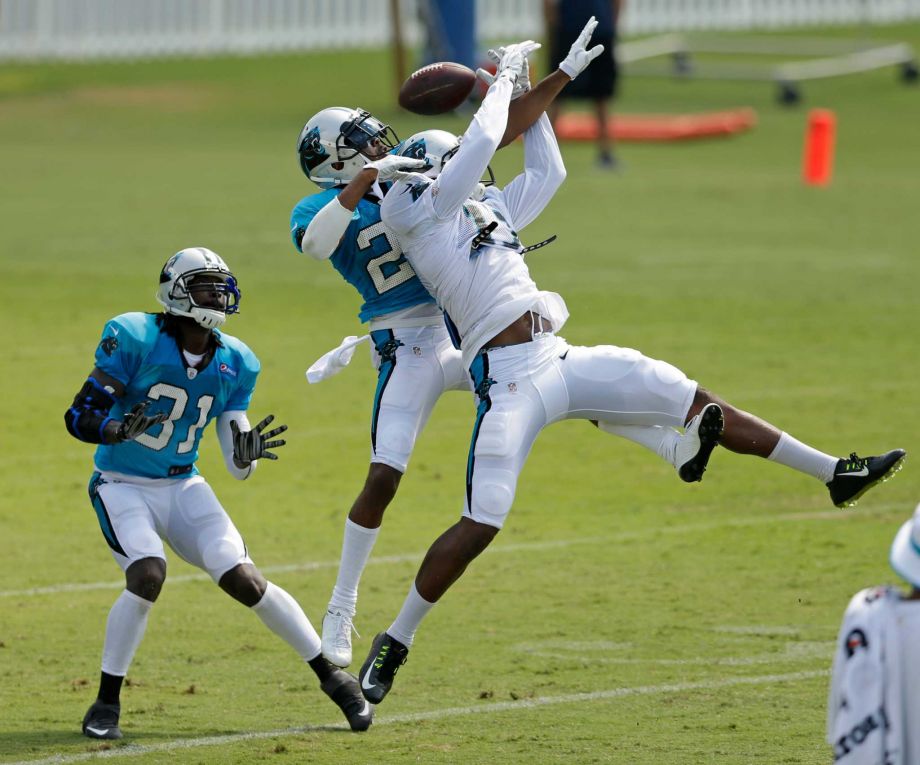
91;312;259;479
290;189;435;322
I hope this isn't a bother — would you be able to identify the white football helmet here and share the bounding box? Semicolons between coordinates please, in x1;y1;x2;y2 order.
297;107;399;188
156;247;240;329
397;129;494;187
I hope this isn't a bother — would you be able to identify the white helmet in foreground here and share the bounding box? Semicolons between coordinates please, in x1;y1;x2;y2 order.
156;247;241;329
397;129;495;188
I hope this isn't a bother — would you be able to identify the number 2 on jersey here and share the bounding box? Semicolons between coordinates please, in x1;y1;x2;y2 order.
358;221;417;294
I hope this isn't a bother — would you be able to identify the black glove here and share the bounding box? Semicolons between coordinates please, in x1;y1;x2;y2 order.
113;401;169;443
230;414;288;463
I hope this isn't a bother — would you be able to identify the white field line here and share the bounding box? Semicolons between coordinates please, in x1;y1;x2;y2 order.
0;504;905;599
3;669;827;765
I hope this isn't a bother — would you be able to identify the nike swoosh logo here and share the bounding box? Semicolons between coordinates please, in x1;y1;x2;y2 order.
85;726;111;736
358;699;372;717
838;467;869;477
112;327;119;335
361;669;377;692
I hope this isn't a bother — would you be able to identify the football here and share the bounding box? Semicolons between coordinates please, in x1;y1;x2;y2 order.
398;62;477;115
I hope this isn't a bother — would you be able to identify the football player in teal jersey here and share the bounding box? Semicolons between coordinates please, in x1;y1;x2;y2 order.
66;248;372;739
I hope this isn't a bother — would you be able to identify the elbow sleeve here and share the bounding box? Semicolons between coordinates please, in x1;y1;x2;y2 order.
65;378;116;444
299;198;353;260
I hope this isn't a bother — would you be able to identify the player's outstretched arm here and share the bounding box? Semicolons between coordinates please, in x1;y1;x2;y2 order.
489;16;606;148
64;368;168;445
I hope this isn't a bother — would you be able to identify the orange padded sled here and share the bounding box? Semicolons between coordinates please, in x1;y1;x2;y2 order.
555;108;757;142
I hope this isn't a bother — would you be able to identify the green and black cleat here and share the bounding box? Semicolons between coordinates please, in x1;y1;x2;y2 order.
359;632;409;704
827;449;906;508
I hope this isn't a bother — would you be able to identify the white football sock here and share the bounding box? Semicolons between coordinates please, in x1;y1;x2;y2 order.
598;422;681;466
101;589;154;677
387;582;435;648
328;519;380;615
252;581;322;661
767;432;838;483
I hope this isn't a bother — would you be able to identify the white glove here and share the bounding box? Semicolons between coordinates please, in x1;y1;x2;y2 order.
559;16;605;79
365;155;428;182
495;40;541;85
306;335;370;383
476;43;535;100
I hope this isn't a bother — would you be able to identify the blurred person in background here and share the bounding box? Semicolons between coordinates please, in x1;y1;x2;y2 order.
545;0;624;169
827;504;920;764
65;248;372;738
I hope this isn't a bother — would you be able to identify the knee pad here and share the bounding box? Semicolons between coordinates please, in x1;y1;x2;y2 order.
373;417;416;469
469;468;517;529
200;536;247;580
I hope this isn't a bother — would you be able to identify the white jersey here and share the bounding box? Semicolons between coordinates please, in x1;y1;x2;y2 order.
827;585;917;765
381;76;569;370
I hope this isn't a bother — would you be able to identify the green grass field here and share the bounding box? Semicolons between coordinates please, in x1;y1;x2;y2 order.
1;24;919;764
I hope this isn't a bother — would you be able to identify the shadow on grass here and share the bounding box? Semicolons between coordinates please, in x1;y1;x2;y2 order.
0;723;360;762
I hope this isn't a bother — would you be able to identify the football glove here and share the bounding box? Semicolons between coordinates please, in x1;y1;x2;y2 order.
365;155;429;182
559;16;605;79
495;40;541;86
114;401;169;443
476;43;536;100
230;414;288;463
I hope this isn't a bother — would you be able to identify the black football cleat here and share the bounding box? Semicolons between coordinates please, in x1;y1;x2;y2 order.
81;700;123;740
320;669;374;732
359;632;409;704
677;403;724;483
827;449;906;508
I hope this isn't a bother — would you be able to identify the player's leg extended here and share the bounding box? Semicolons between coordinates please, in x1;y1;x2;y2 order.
562;343;723;481
166;477;372;730
324;327;448;666
685;387;906;507
359;346;546;704
83;474;166;740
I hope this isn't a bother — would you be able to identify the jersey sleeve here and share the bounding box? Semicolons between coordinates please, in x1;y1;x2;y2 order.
93;315;145;385
290;190;355;253
490;113;566;231
225;346;260;412
430;75;513;219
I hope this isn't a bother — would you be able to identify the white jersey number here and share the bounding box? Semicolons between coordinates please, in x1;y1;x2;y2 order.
134;382;214;454
358;221;417;294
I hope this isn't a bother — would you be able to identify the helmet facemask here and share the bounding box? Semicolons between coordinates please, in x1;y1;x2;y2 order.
156;249;241;330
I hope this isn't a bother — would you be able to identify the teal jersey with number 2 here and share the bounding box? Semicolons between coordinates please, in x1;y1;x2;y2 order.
290;188;435;322
92;312;259;479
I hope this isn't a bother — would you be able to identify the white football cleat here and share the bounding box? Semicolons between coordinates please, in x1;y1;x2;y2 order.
676;403;724;482
322;609;358;668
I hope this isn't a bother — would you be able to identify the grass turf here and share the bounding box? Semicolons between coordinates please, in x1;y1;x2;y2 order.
1;23;918;764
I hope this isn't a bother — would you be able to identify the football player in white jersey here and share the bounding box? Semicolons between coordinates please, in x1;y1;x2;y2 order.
827;504;920;763
66;249;372;737
354;37;906;703
291;19;648;670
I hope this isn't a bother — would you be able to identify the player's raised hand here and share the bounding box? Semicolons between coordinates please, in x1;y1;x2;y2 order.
496;40;541;85
559;16;605;79
365;154;429;182
114;401;169;443
477;42;537;99
230;414;288;463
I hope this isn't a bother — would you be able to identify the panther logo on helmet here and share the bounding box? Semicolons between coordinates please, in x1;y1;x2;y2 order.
296;107;399;189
